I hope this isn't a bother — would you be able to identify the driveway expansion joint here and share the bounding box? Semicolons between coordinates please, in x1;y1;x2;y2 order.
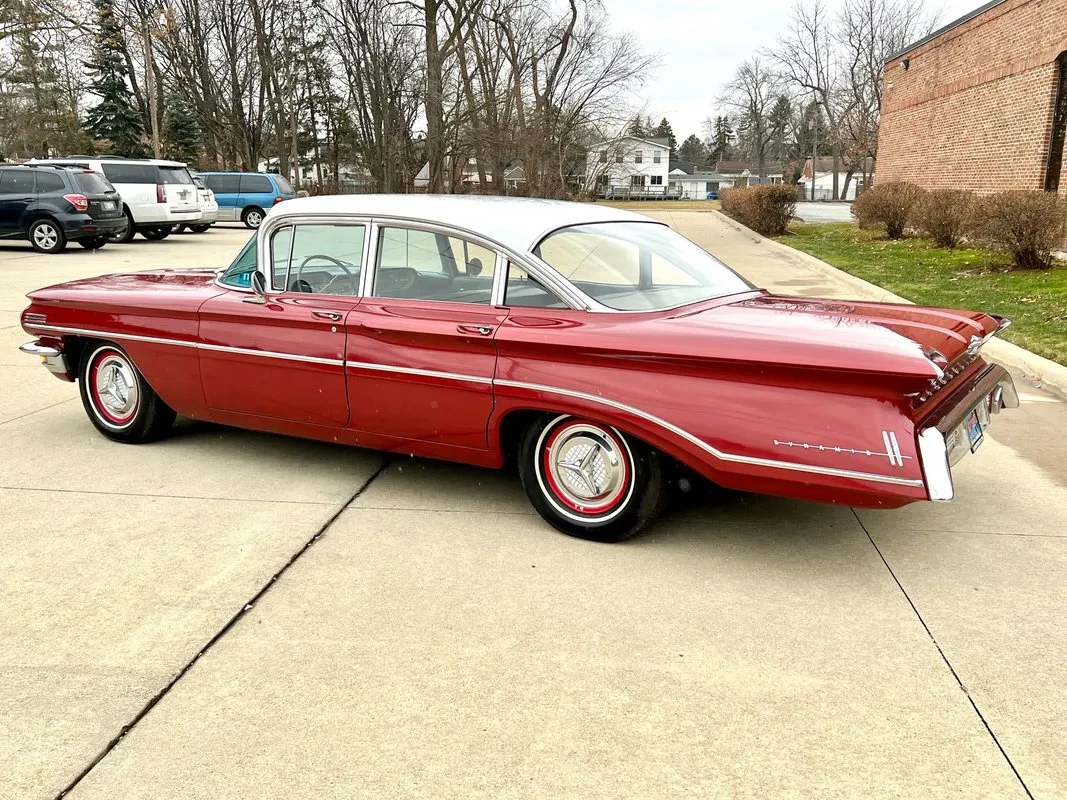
851;508;1035;800
53;457;391;799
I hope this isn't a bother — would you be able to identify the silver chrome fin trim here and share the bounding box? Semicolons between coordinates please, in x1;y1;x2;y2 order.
917;427;954;501
496;378;926;489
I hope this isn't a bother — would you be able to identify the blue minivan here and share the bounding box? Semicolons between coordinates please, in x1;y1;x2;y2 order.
199;172;296;228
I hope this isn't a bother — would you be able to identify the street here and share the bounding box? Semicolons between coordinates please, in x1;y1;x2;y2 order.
1;216;1063;799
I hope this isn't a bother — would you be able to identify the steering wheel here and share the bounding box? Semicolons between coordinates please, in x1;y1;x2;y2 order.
292;254;358;294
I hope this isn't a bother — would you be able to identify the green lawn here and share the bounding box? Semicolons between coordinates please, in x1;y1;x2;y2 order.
774;223;1067;366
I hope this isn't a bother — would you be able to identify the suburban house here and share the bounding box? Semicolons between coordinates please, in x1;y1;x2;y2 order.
668;160;733;199
715;159;787;187
877;0;1066;230
586;136;671;198
797;156;874;201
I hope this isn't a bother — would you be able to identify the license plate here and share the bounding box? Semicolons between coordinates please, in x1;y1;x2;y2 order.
965;409;984;452
102;201;115;210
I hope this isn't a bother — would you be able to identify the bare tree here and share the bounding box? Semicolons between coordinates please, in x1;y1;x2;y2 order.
718;57;779;177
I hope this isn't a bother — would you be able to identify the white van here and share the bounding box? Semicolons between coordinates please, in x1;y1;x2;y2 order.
27;157;204;242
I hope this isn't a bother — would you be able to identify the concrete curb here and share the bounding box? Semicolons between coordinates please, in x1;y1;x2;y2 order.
712;211;1067;398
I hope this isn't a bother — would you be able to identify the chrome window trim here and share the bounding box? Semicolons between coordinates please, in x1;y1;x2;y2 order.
490;251;507;306
258;214;373;300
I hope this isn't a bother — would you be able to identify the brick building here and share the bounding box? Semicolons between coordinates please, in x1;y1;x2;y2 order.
877;0;1067;206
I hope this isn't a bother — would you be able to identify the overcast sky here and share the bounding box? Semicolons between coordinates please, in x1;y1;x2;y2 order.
607;0;981;140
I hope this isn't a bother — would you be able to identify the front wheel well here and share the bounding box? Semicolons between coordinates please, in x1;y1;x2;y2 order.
61;336;102;379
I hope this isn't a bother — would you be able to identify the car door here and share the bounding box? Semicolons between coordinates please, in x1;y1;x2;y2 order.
0;169;36;236
345;223;505;450
205;174;240;220
198;221;368;426
237;174;274;215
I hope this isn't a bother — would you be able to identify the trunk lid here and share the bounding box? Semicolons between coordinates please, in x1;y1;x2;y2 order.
71;170;124;220
158;165;200;215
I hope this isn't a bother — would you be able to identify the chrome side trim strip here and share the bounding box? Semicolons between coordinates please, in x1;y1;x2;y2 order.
26;324;344;367
496;378;926;488
26;321;925;488
347;360;492;385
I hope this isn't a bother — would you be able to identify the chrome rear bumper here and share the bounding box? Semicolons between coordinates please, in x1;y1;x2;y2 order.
918;364;1018;501
20;340;73;381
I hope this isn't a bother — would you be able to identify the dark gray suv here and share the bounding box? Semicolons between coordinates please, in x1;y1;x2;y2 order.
0;165;124;253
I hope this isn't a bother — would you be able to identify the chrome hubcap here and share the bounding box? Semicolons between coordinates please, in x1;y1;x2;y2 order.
546;424;627;509
94;356;138;419
247;211;262;227
33;225;58;249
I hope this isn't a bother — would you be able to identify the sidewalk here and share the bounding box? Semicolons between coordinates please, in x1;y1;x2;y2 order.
644;209;1067;398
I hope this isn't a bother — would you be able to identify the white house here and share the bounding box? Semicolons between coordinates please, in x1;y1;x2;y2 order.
668;160;734;199
797;156;873;201
586;136;671;197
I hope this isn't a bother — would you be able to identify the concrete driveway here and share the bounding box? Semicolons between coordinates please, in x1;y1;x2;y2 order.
1;216;1063;799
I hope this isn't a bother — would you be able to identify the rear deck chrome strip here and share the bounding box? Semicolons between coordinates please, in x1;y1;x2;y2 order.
26;323;924;488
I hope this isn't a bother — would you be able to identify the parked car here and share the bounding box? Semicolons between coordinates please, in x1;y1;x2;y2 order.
18;195;1018;541
199;171;296;228
0;164;124;253
175;172;219;234
26;157;202;242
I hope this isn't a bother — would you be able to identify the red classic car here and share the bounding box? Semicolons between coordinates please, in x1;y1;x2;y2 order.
19;195;1018;541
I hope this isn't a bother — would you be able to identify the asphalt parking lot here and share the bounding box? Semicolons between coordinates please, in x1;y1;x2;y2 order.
1;217;1064;799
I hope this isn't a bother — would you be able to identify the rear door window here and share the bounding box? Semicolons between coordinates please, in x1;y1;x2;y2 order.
0;170;36;194
205;175;240;194
273;175;294;194
72;171;113;194
35;172;67;193
159;166;193;185
101;163;159;184
239;174;274;194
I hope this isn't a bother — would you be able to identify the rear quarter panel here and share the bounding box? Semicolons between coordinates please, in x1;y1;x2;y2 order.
491;309;927;508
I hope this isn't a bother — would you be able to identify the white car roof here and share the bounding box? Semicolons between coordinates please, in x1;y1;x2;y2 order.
269;194;660;252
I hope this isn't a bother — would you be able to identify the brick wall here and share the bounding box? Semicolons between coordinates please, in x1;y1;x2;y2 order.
877;0;1067;205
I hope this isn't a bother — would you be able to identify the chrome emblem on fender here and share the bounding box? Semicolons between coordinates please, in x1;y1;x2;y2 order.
773;431;910;467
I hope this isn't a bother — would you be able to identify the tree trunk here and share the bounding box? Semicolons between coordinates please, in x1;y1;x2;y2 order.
424;0;445;192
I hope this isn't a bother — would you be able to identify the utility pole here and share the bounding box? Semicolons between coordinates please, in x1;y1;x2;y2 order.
810;101;818;202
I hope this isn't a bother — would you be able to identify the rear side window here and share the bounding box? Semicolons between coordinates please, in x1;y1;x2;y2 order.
102;163;159;184
35;172;67;193
205;174;240;194
273;175;294;194
0;170;36;194
73;172;113;194
159;166;193;185
239;175;273;193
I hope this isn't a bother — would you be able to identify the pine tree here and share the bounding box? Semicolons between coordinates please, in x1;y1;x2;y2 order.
627;116;647;138
677;134;708;165
163;93;201;165
710;115;732;163
83;0;145;157
652;118;677;151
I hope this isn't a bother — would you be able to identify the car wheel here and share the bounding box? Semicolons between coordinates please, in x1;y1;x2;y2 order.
140;226;173;241
518;414;666;542
28;219;66;254
108;211;136;243
78;343;176;443
242;207;265;228
77;235;109;250
189;224;210;233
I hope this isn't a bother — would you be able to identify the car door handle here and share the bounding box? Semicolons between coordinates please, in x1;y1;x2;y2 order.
311;310;342;321
457;324;494;336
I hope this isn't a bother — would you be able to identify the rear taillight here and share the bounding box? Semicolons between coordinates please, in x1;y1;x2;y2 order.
156;184;166;203
273;196;284;205
63;193;89;212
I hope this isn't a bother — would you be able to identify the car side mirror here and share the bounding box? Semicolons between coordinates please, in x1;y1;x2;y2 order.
243;271;268;304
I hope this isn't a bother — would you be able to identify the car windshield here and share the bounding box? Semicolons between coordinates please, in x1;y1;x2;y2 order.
220;236;257;287
534;222;753;311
